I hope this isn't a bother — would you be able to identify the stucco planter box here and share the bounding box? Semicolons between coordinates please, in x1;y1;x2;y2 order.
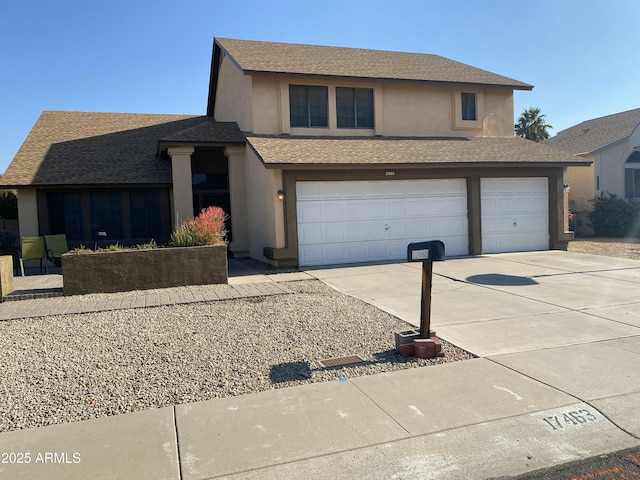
61;245;227;295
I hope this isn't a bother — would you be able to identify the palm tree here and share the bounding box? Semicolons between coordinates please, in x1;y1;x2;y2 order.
515;107;553;141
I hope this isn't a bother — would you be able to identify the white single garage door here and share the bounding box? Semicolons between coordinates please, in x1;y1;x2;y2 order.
296;179;469;266
481;177;549;254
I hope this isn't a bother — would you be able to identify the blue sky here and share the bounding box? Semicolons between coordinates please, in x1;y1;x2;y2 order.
1;0;638;173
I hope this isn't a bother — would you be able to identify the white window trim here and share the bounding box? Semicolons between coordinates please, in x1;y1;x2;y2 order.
453;89;484;130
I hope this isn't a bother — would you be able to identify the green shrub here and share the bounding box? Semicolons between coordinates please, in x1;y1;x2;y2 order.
170;206;228;247
587;192;640;237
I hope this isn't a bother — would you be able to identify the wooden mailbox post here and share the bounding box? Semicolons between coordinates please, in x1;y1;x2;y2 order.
407;240;445;338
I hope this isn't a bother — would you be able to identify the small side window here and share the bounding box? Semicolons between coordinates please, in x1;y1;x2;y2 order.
461;92;477;121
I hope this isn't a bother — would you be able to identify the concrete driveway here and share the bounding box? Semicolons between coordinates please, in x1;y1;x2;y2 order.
306;250;640;443
306;250;640;356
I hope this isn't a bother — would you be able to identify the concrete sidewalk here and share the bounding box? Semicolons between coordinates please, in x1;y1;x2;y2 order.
0;252;639;479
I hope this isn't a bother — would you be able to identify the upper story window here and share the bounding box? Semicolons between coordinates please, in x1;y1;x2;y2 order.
336;87;374;128
461;92;477;121
289;85;328;127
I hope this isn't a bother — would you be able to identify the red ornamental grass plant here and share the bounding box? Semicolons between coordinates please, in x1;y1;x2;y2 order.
170;206;228;247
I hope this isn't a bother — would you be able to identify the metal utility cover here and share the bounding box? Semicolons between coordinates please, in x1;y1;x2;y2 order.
319;355;367;369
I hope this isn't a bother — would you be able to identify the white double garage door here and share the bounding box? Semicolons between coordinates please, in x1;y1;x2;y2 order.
297;178;549;266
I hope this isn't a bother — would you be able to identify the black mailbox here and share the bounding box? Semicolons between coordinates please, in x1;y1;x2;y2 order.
407;240;445;262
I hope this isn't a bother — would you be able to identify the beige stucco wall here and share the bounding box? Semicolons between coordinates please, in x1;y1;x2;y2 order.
482;89;514;137
17;188;39;237
567;160;595;213
225;145;249;256
595;140;634;197
214;52;253;131
567;139;635;214
244;148;284;263
246;75;515;137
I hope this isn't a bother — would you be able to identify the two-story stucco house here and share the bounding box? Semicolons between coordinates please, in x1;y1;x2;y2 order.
1;38;587;267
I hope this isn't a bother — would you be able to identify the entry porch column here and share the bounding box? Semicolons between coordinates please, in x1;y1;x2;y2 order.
168;146;195;229
225;145;249;256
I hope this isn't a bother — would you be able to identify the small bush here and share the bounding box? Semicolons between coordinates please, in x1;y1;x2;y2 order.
587;192;640;237
67;245;94;255
67;241;159;255
133;240;158;250
170;206;228;247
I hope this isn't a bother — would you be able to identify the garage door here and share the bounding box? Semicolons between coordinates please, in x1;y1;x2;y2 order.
481;177;549;254
296;179;468;266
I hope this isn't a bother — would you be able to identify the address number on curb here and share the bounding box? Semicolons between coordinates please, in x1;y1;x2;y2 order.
542;409;598;431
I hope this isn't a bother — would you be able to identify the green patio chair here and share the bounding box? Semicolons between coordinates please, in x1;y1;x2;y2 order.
45;234;69;268
19;236;46;276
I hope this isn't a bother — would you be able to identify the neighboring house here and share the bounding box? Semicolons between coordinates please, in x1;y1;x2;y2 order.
546;108;640;235
1;38;587;267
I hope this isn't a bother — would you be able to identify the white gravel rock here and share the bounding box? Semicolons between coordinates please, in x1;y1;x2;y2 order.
0;279;473;433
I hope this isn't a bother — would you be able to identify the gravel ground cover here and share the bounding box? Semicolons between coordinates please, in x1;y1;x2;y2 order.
568;237;640;260
0;279;473;433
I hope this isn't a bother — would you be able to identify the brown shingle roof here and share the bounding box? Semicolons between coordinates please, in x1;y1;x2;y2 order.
246;135;588;168
1;111;243;187
215;38;533;90
546;108;640;155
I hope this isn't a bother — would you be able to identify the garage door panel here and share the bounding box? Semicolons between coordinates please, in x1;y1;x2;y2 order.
387;241;408;258
481;177;549;254
444;237;470;256
386;221;408;240
298;203;323;222
364;201;386;219
448;217;469;235
426;198;448;215
367;242;387;259
299;245;324;265
406;199;427;216
346;202;365;220
366;221;387;240
446;197;468;214
407;221;428;237
386;200;406;217
345;222;367;241
297;180;468;266
323;202;345;220
298;224;323;244
324;223;345;242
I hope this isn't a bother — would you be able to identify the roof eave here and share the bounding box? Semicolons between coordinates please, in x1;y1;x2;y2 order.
262;160;592;170
240;68;533;90
585;135;630;155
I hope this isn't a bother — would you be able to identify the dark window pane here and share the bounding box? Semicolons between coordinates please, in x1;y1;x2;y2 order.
336;88;355;128
90;192;123;238
461;92;476;121
289;85;308;127
289;85;328;127
308;86;328;127
130;191;162;239
192;173;228;190
355;88;374;128
337;87;374;128
625;169;634;198
47;192;83;240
